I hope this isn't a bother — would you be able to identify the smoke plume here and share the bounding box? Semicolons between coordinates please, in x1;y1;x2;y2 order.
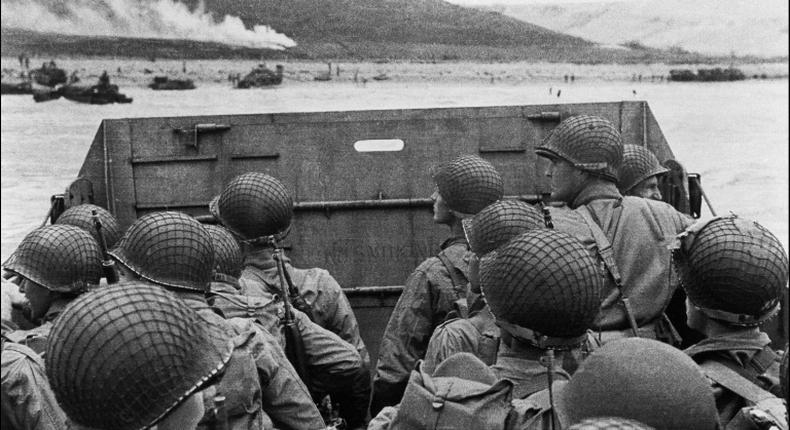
0;0;296;50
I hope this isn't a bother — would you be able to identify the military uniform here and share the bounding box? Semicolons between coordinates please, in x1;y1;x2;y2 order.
1;327;67;430
371;236;471;412
550;184;692;340
685;331;783;425
240;249;370;366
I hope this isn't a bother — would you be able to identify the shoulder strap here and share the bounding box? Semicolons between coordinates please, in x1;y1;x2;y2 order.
438;251;471;319
437;252;467;292
702;360;778;404
576;204;641;336
575;205;622;284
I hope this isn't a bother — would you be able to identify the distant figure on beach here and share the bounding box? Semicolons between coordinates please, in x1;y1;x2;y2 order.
571;74;575;83
549;87;553;95
98;71;110;89
638;74;642;82
182;61;187;73
633;90;637;96
557;89;562;98
564;74;569;82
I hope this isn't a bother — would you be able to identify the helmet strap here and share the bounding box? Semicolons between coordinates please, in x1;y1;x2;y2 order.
696;302;780;327
496;318;587;351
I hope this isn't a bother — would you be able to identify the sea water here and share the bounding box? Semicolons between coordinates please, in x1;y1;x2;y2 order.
2;78;787;261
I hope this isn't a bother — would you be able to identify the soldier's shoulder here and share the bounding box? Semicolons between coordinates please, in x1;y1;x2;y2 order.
414;256;443;273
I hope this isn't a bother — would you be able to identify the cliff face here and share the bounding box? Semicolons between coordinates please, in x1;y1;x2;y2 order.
471;0;788;58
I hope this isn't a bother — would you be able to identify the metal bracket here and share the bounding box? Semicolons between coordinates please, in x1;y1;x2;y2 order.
174;123;231;150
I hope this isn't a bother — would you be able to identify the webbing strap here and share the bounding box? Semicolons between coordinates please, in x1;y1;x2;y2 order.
702;360;777;404
576;204;640;337
438;252;469;302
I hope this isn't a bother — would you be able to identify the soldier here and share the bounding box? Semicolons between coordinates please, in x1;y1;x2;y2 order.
536;115;692;345
370;229;605;429
478;229;604;398
617;144;668;200
1;318;68;430
675;216;788;426
54;203;123;249
202;221;369;430
371;154;504;414
2;225;103;354
421;199;545;373
547;338;719;430
45;283;233;430
210;172;368;365
209;173;370;428
108;211;326;430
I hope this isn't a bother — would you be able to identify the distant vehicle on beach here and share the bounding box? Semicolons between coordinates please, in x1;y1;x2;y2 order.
0;80;33;95
30;61;67;87
237;64;284;88
149;76;196;90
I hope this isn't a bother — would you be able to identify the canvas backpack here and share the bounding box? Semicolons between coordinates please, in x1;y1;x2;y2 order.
390;353;514;430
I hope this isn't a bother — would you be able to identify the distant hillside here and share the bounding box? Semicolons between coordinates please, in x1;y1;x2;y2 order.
471;0;788;59
0;0;767;62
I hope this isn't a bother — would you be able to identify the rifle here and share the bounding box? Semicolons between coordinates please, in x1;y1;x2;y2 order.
537;195;554;229
91;210;118;284
270;238;311;389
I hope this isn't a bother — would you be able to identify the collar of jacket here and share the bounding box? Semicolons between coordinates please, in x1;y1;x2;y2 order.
440;236;468;250
243;246;292;271
684;329;770;357
570;180;622;209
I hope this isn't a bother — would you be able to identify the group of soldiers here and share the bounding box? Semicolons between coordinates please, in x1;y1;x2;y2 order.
1;115;787;430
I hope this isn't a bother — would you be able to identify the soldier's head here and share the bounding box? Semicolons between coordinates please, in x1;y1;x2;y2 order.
3;225;102;320
556;338;718;430
479;229;605;349
674;216;788;331
618;145;668;201
210;172;293;245
46;283;233;430
463;200;545;294
535;115;623;204
109;211;215;294
204;224;243;280
431;155;504;225
54;203;123;249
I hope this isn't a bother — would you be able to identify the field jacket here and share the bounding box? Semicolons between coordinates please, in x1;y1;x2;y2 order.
422;304;500;374
371;236;471;415
550;182;692;333
685;330;783;426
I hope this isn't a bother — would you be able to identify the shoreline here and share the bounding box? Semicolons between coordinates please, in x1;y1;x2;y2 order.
2;57;788;88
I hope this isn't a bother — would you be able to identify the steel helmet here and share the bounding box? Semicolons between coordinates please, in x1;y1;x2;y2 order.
55;203;122;249
568;417;655;430
463;199;545;256
46;283;233;430
109;211;215;293
210;172;293;241
204;224;243;279
535;115;623;182
432;155;504;215
674;215;788;326
3;224;102;293
618;145;668;194
480;229;605;347
557;338;718;430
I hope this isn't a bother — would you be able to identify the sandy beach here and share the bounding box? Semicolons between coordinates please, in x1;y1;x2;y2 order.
2;57;788;87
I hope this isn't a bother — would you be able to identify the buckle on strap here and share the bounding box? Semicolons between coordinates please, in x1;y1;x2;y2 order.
695;302;781;327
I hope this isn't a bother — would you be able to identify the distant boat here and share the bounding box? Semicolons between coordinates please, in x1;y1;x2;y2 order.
149;76;195;90
1;80;33;95
34;83;133;104
30;62;67;87
372;73;390;81
314;71;331;81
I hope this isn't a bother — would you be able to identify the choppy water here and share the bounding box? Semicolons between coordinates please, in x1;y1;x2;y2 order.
2;78;788;261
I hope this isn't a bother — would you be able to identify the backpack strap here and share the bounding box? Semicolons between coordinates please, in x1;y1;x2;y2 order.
701;360;777;404
438;252;471;319
576;205;640;337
